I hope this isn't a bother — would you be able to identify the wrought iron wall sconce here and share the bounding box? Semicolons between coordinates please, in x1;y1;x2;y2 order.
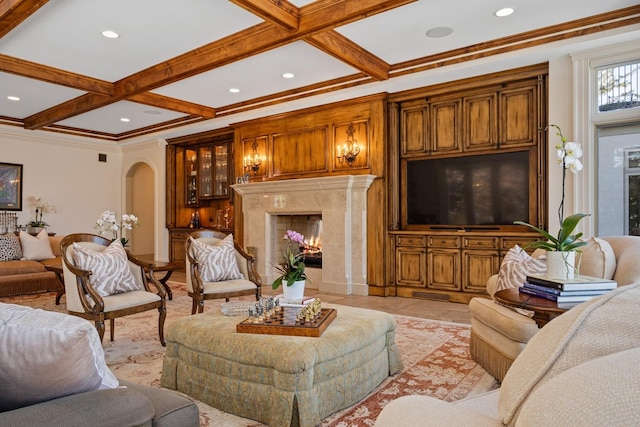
336;123;360;167
243;141;263;174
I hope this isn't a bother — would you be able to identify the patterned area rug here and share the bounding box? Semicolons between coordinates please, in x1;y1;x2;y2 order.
1;281;498;426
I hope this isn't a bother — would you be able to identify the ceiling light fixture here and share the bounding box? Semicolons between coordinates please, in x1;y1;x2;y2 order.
101;30;120;39
120;117;130;122
425;27;453;38
229;88;240;93
282;73;295;79
494;7;514;17
7;96;20;101
144;110;161;115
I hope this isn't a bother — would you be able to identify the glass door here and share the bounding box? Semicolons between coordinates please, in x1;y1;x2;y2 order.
198;145;213;198
185;148;198;206
213;141;229;198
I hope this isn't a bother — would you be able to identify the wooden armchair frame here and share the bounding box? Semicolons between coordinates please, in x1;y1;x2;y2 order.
185;230;261;314
60;233;167;346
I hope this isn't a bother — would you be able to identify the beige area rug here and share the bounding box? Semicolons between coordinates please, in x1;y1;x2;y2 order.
2;281;498;426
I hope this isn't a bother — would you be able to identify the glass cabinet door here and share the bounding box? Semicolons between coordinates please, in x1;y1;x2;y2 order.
213;141;229;198
199;145;213;198
185;148;198;206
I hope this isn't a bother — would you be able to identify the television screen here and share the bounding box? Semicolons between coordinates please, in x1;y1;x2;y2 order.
406;151;529;227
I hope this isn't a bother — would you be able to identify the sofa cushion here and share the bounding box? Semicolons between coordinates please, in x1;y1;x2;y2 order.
578;237;616;280
0;302;119;412
19;229;55;261
494;245;546;294
0;233;22;261
72;239;143;297
0;260;46;276
515;347;640;426
603;236;640;286
190;234;243;282
498;281;640;426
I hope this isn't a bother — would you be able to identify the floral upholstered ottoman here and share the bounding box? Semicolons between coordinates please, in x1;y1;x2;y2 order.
161;305;403;427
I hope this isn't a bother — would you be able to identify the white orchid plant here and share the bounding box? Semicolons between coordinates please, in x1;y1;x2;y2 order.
29;196;56;228
515;124;590;252
95;210;140;247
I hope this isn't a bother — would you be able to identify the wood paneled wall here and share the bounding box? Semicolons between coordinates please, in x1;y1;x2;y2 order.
231;93;388;293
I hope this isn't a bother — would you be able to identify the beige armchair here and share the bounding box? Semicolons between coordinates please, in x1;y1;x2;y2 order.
375;281;640;427
469;235;640;381
185;230;261;314
60;233;167;345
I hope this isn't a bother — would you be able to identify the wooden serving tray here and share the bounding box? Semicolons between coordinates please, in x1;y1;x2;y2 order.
236;307;337;337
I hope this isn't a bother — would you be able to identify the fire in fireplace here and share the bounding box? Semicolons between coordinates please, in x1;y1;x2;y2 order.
276;214;323;269
301;235;322;268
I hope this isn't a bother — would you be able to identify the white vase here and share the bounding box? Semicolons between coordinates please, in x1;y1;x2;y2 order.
546;251;576;280
283;279;306;300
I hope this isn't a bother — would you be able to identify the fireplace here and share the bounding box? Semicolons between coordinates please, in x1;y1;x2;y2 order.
232;175;375;295
274;215;323;268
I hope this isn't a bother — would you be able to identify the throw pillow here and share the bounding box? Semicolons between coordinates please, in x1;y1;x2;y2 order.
494;245;546;293
0;232;22;261
0;302;119;412
19;229;55;261
72;239;143;297
190;234;243;282
578;237;616;280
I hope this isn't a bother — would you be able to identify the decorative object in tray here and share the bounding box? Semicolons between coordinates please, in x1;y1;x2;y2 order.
236;296;337;337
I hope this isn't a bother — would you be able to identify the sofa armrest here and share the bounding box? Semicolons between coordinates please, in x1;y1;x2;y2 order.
0;388;155;427
49;235;64;257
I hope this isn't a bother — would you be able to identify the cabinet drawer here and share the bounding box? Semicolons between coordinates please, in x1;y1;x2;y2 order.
171;230;190;240
501;237;538;252
396;235;427;247
429;236;460;248
463;237;498;249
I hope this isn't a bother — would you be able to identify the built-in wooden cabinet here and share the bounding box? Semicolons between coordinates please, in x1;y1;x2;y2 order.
391;231;539;303
166;129;235;262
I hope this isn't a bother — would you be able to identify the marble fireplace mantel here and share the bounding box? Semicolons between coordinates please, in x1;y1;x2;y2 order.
232;175;375;295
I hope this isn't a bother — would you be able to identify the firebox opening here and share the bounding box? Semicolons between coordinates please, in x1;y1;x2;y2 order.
276;214;322;269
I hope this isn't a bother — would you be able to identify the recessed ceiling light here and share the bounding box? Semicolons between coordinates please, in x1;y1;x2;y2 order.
7;96;20;101
425;27;453;38
101;30;120;39
120;117;130;122
494;7;514;17
282;73;295;79
229;88;240;93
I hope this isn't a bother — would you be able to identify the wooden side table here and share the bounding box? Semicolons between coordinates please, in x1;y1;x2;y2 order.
147;261;182;300
494;288;569;328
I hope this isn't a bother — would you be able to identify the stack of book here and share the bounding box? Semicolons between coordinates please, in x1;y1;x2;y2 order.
520;274;617;308
275;294;316;308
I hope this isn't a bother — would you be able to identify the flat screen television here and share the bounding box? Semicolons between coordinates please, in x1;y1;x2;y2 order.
405;151;530;229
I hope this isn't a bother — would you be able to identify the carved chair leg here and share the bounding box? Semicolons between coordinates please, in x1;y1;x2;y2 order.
191;295;199;315
95;320;106;342
158;306;166;347
197;299;205;314
110;318;115;341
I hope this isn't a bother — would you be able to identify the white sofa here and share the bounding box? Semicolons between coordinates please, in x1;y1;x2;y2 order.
375;281;640;426
468;236;640;381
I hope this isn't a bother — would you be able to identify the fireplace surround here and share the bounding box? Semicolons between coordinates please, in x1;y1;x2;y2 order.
232;175;375;295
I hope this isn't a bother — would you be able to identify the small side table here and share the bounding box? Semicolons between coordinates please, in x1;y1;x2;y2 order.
42;258;65;305
147;261;182;300
494;288;569;328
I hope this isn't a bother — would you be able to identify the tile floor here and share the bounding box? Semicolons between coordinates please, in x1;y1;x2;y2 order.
165;271;472;324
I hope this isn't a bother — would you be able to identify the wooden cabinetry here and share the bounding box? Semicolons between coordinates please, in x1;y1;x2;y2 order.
399;76;540;159
166;129;235;262
392;231;538;303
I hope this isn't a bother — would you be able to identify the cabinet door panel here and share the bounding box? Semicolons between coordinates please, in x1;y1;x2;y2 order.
500;85;537;147
431;100;461;154
464;94;497;151
428;249;460;291
462;250;499;293
396;247;427;287
401;104;430;156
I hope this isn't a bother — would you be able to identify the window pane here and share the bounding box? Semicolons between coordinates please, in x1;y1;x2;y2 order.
597;61;640;112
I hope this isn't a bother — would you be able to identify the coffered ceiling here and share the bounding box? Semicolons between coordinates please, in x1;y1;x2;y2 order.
1;0;639;142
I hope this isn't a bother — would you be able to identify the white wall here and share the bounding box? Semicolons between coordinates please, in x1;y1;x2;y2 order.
0;127;122;236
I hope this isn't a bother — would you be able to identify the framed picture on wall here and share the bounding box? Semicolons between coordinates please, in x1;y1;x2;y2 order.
0;162;23;210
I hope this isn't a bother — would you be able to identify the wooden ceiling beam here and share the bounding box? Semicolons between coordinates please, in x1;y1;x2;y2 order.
23;92;113;130
0;54;114;95
230;0;299;31
25;0;414;129
0;0;49;38
306;30;389;81
128;92;216;118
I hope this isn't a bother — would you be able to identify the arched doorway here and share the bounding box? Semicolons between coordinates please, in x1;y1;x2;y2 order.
125;162;154;257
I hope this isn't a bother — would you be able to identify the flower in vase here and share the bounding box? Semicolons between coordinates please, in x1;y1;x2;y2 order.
271;230;310;289
28;196;56;228
95;210;140;247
